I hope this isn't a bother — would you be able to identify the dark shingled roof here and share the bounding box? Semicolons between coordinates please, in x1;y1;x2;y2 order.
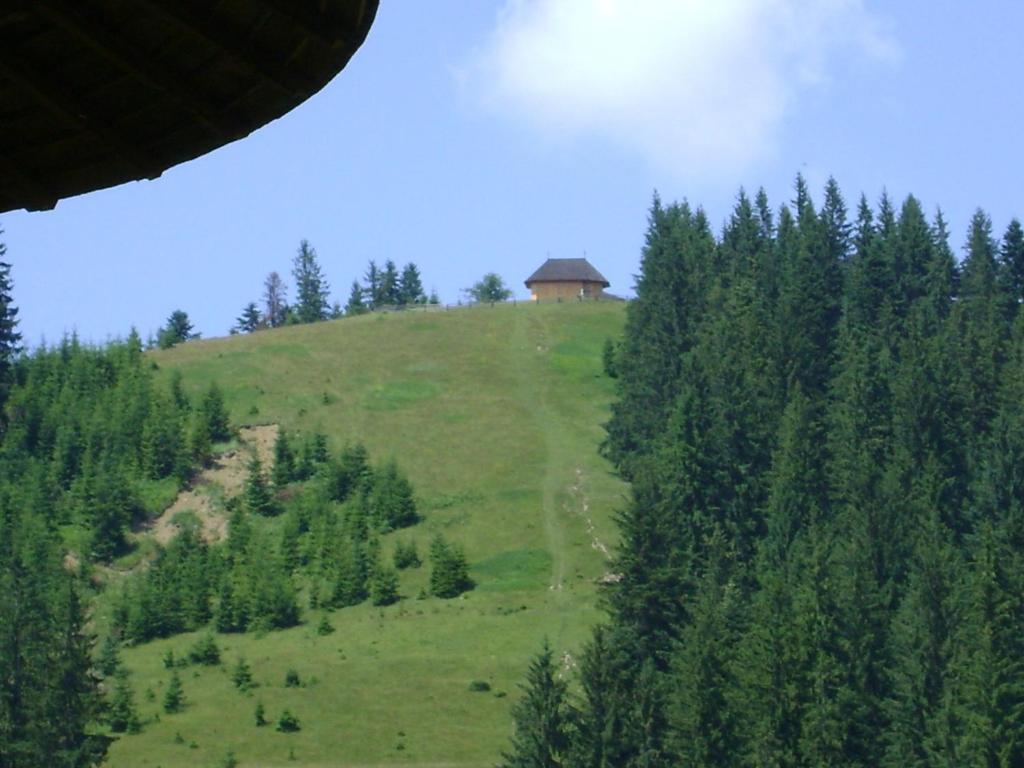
525;258;610;288
0;0;377;213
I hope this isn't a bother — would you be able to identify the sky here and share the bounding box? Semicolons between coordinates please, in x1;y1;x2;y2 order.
3;1;1023;345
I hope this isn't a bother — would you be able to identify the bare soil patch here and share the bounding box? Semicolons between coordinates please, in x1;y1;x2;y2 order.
147;424;279;545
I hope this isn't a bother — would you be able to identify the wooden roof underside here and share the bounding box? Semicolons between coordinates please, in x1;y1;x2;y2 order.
0;0;377;213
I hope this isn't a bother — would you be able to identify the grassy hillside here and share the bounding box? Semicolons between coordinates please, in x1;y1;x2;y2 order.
105;301;627;768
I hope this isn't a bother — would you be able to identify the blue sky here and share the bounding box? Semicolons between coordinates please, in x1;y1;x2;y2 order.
3;1;1023;344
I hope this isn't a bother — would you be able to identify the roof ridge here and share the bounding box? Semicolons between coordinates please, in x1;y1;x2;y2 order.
525;257;610;287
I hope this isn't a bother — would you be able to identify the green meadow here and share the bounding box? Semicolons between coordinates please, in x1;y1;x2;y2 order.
105;301;627;768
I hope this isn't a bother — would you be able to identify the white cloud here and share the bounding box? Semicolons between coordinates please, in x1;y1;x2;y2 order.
470;0;898;177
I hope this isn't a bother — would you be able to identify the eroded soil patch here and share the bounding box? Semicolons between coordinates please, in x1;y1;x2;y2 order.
146;424;279;545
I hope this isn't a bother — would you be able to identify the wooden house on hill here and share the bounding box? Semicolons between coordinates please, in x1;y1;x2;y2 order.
525;257;611;302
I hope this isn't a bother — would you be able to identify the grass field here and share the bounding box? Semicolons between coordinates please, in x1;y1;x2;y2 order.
104;301;628;768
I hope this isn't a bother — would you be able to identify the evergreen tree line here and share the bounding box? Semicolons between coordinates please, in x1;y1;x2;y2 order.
233;241;437;334
114;434;471;646
344;258;438;315
0;236;110;765
0;502;109;767
506;178;1024;767
0;333;230;561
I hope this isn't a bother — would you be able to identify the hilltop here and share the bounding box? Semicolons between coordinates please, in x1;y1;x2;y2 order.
104;300;627;768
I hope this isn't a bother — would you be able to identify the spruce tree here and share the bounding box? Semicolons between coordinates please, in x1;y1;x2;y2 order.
363;260;382;309
107;671;140;734
44;577;107;766
429;534;472;598
370;563;399;606
398;262;425;305
243;455;274;517
883;512;963;767
345;279;368;316
97;633;121;678
777;177;841;398
157;309;197;349
163;670;185;713
231;656;253;691
367;459;417;531
948;522;1024;765
953;209;1008;457
332;537;369;607
198;382;231;443
234;302;262;333
502;641;571;768
381;259;400;306
999;218;1024;306
0;230;21;413
271;430;295;488
571;625;633;768
292;239;330;323
603;196;714;475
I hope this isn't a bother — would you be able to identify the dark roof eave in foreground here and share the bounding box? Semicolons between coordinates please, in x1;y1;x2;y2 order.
0;0;378;213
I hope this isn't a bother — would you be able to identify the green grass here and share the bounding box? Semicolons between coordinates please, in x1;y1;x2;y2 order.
107;301;627;768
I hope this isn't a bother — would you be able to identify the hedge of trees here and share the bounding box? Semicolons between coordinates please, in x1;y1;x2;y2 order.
506;178;1024;767
232;241;437;333
109;434;442;644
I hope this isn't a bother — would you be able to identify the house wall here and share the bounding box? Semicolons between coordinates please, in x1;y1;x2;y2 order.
529;281;604;301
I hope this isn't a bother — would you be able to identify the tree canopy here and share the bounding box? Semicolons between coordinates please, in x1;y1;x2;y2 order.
508;178;1024;767
467;273;513;303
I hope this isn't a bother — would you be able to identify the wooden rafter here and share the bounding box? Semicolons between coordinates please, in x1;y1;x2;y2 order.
31;0;233;142
255;0;351;51
0;56;159;179
132;0;312;99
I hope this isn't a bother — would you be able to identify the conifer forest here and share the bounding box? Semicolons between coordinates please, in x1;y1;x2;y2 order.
505;178;1024;767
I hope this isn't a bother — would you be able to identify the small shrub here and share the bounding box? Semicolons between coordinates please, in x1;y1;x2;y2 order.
367;460;418;531
231;656;253;691
188;633;221;666
163;670;185;714
316;615;334;636
429;534;474;598
254;701;267;727
371;566;400;606
393;540;421;570
468;680;491;692
108;673;140;734
276;710;301;733
220;749;238;768
162;649;176;669
284;669;301;688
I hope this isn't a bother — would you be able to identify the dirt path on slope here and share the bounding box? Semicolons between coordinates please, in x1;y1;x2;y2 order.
570;467;611;560
146;424;279;545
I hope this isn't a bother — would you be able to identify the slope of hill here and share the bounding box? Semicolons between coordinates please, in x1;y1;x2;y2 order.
105;301;627;768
